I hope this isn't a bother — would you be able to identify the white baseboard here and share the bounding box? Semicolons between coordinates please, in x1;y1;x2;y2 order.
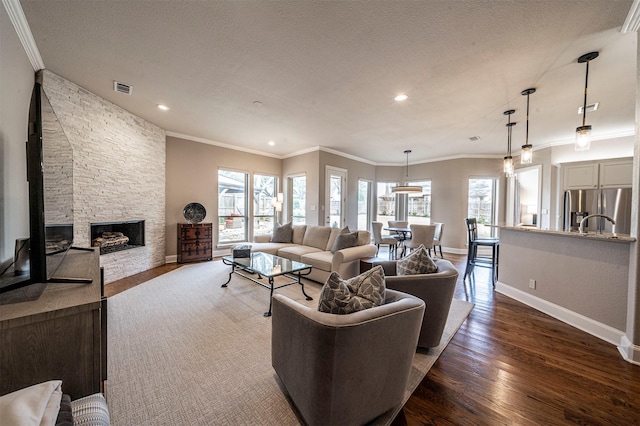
618;335;640;365
442;246;467;255
495;281;625;347
166;248;231;264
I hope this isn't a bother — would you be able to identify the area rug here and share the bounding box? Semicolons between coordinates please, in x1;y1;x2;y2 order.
106;260;473;425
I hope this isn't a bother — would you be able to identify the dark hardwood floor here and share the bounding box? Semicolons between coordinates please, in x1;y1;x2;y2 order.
105;253;640;425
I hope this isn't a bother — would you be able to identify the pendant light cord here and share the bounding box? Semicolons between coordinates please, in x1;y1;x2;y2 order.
525;93;530;144
582;60;590;127
507;114;512;155
404;150;411;178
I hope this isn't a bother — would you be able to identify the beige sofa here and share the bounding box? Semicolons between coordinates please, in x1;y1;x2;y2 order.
251;225;377;283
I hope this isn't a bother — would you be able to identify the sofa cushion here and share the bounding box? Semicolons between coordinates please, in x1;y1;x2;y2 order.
397;244;438;275
278;245;323;262
302;226;332;250
300;251;333;272
292;225;307;245
331;229;359;253
318;266;386;314
271;222;293;243
248;242;292;255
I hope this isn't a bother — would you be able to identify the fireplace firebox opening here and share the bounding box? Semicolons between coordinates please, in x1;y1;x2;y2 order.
90;220;145;255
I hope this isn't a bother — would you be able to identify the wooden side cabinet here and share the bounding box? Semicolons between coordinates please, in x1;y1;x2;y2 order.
178;223;213;263
0;249;105;400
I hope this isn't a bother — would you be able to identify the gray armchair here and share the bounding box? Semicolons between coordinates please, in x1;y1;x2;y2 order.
271;289;425;426
375;258;458;348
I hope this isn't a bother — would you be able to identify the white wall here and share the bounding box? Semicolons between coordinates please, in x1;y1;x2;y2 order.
0;5;33;262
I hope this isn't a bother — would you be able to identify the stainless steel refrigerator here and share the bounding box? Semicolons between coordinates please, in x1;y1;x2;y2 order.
563;188;632;234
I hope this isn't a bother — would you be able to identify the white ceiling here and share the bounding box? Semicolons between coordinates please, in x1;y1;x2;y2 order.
18;0;637;165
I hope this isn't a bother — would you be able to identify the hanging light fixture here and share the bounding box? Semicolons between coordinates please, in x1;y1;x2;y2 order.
392;150;422;194
575;51;599;151
520;88;536;164
503;110;516;177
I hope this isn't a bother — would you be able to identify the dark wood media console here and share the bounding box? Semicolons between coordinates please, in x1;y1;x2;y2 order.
0;248;106;399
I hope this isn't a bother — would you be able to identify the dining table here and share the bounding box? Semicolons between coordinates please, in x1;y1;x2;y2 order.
384;227;412;258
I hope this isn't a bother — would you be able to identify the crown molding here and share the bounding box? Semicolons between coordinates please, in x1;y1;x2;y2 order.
622;0;640;33
166;131;283;159
3;0;45;71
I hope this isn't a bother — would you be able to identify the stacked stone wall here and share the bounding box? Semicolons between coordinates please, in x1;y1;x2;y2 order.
42;70;165;283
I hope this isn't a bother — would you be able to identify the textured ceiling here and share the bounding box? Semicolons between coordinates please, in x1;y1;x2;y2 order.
19;0;637;165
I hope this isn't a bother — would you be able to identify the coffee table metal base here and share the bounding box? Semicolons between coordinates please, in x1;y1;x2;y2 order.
221;258;313;317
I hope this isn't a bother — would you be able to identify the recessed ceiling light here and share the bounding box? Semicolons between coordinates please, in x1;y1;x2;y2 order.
157;104;170;111
394;94;409;102
268;140;275;146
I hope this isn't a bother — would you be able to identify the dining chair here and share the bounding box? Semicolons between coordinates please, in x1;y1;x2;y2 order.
431;222;444;258
464;218;499;286
371;222;398;259
404;224;437;254
387;220;410;257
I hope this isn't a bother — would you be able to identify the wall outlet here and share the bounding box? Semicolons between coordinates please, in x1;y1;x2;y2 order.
529;279;536;289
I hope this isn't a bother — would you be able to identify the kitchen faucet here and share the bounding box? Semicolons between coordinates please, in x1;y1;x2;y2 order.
578;214;616;234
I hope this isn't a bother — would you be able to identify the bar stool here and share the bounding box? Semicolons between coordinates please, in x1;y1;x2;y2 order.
464;218;499;286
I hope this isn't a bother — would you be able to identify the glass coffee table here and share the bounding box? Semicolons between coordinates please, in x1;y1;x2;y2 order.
221;252;313;317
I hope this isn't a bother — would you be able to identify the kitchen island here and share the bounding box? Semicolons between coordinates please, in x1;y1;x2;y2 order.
496;226;635;354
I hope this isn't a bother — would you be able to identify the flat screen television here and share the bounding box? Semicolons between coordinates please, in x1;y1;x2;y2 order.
0;75;88;293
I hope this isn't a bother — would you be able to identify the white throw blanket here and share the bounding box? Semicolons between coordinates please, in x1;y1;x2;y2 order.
0;380;62;426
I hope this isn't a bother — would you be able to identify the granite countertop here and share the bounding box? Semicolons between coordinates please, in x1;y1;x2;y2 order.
499;226;636;243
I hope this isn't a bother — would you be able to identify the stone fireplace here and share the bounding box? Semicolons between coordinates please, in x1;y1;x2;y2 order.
91;220;145;255
41;70;165;283
45;224;73;254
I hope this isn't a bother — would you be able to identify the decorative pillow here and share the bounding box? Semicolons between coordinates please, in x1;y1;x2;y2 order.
0;380;63;426
397;244;438;275
331;228;359;253
270;222;293;243
318;266;386;314
71;393;110;426
56;394;73;426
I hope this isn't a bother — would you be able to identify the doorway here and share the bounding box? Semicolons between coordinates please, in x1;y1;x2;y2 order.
326;166;347;228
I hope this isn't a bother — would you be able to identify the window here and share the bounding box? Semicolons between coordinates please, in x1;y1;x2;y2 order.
218;169;247;244
468;177;498;238
357;179;372;231
290;175;306;225
253;174;278;237
376;182;397;233
406;180;432;226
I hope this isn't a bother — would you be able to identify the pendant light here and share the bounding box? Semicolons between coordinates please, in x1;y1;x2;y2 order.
520;88;536;164
392;150;422;194
575;51;599;151
503;110;516;177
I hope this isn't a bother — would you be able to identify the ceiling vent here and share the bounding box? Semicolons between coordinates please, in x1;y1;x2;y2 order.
578;102;599;114
113;81;132;95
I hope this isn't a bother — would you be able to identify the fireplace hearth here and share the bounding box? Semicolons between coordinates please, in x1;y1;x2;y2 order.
91;220;145;255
